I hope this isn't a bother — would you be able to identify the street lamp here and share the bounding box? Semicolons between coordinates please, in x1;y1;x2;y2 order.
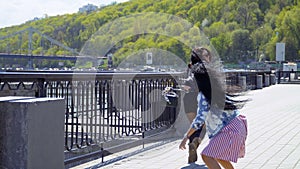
256;45;259;62
255;27;264;62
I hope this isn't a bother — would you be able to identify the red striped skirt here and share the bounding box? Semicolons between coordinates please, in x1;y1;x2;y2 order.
201;115;248;163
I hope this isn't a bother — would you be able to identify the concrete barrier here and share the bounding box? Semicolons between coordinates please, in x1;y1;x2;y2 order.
264;74;270;87
0;96;65;169
270;74;276;85
256;75;263;89
238;76;247;91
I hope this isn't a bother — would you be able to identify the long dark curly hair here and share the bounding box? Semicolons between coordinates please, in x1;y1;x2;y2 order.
189;46;247;110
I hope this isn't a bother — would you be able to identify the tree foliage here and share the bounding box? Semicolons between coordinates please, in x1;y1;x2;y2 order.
0;0;299;69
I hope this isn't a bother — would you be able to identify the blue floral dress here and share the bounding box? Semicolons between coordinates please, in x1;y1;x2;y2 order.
190;92;240;139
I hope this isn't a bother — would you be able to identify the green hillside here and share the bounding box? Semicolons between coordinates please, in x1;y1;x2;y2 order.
0;0;299;68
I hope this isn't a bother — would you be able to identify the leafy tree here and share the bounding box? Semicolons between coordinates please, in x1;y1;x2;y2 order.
210;33;231;62
250;25;273;61
231;29;253;63
0;0;299;68
280;7;300;60
236;1;261;29
204;21;225;38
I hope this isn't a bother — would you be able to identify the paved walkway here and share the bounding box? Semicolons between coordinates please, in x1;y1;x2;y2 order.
73;84;300;169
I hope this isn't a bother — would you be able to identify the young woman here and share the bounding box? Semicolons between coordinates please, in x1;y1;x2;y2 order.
179;47;248;169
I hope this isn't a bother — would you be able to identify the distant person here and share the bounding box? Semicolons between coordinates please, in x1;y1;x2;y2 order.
182;65;206;163
179;47;248;169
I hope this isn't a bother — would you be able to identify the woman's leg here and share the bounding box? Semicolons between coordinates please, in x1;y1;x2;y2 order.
186;112;199;163
188;127;202;163
216;159;234;169
201;154;221;169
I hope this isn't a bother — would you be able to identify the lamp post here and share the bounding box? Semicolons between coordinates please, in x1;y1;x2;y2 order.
255;26;264;63
256;45;259;62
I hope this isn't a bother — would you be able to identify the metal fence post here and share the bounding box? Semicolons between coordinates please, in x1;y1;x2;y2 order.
36;78;46;97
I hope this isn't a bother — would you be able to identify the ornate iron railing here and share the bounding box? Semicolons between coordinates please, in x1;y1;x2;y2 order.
0;71;181;147
277;70;300;84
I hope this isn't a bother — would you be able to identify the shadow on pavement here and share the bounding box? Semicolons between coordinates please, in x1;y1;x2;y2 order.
181;163;208;169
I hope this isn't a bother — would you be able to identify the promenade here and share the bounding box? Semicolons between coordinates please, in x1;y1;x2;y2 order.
73;84;300;169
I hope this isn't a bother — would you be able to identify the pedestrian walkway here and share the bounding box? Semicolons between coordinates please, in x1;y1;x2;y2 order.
73;84;300;169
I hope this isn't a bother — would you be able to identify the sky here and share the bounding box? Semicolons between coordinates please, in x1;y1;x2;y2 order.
0;0;129;29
